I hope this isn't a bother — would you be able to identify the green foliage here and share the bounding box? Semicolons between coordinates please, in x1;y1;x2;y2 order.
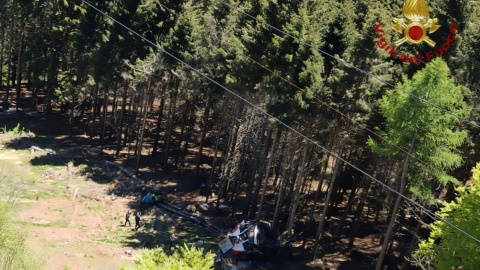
0;123;28;136
368;58;471;202
122;244;214;270
0;166;44;270
413;163;480;270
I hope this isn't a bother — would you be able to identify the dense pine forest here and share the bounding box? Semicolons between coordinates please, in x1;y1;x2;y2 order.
0;0;479;269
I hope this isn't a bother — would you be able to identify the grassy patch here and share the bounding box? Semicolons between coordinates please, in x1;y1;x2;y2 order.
0;123;31;136
86;204;103;211
19;216;70;228
20;188;67;200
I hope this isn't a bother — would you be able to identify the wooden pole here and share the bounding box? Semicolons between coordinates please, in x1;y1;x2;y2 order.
67;161;74;189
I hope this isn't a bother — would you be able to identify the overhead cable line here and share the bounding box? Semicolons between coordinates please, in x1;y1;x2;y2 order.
146;0;447;181
213;0;479;129
244;55;452;178
76;0;480;245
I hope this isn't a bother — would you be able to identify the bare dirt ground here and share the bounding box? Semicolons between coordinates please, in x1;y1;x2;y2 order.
0;136;145;270
18;195;137;270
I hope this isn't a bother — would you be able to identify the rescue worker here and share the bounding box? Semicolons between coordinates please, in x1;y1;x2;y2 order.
124;210;131;226
135;212;141;231
151;194;158;206
142;192;153;207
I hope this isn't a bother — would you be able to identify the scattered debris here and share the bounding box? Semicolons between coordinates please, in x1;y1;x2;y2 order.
30;146;56;156
72;187;79;200
307;259;325;269
198;203;209;212
216;220;277;270
41;168;62;180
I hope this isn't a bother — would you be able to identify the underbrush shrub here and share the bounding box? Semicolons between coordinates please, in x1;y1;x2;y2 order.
0;123;35;146
0;165;44;270
412;163;480;269
0;123;31;136
122;244;215;270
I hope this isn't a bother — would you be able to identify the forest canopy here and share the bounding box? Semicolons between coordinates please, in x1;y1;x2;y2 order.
0;0;479;269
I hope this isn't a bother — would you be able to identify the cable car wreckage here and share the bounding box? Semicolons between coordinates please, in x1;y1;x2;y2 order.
105;162;280;269
216;220;277;269
155;200;277;269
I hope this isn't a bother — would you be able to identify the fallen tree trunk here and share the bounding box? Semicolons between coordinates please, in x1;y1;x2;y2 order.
154;204;222;233
105;160;142;183
30;146;56;158
139;234;153;248
104;159;223;233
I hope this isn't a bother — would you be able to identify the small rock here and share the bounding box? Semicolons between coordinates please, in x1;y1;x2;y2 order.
306;259;324;269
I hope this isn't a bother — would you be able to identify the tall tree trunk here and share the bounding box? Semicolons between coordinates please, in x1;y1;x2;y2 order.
272;133;294;232
400;221;421;270
273;135;288;186
332;172;362;241
256;129;280;222
229;114;253;207
100;87;109;152
216;104;242;208
45;50;58;114
243;124;269;216
15;24;24;112
348;178;372;247
116;86;128;157
162;84;178;168
4;16;14;110
133;89;144;157
312;144;345;258
206;102;226;203
375;135;416;270
272;162;289;232
123;92;134;147
286;142;309;238
135;76;152;175
30;56;40;112
181;104;196;168
151;86;166;156
0;15;5;109
174;101;189;167
230;144;247;217
307;153;330;225
194;94;212;180
109;85;119;140
248;127;274;219
90;82;99;137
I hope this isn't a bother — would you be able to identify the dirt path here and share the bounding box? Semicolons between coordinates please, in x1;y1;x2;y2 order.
18;194;140;270
0;137;144;270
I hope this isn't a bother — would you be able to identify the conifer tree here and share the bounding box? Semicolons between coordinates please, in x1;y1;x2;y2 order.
369;58;471;269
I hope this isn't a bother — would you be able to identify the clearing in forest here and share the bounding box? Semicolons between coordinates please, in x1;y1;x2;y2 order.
0;137;139;269
0;133;217;270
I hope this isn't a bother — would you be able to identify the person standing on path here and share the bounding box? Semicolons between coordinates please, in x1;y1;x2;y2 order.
125;210;132;226
135;212;141;231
